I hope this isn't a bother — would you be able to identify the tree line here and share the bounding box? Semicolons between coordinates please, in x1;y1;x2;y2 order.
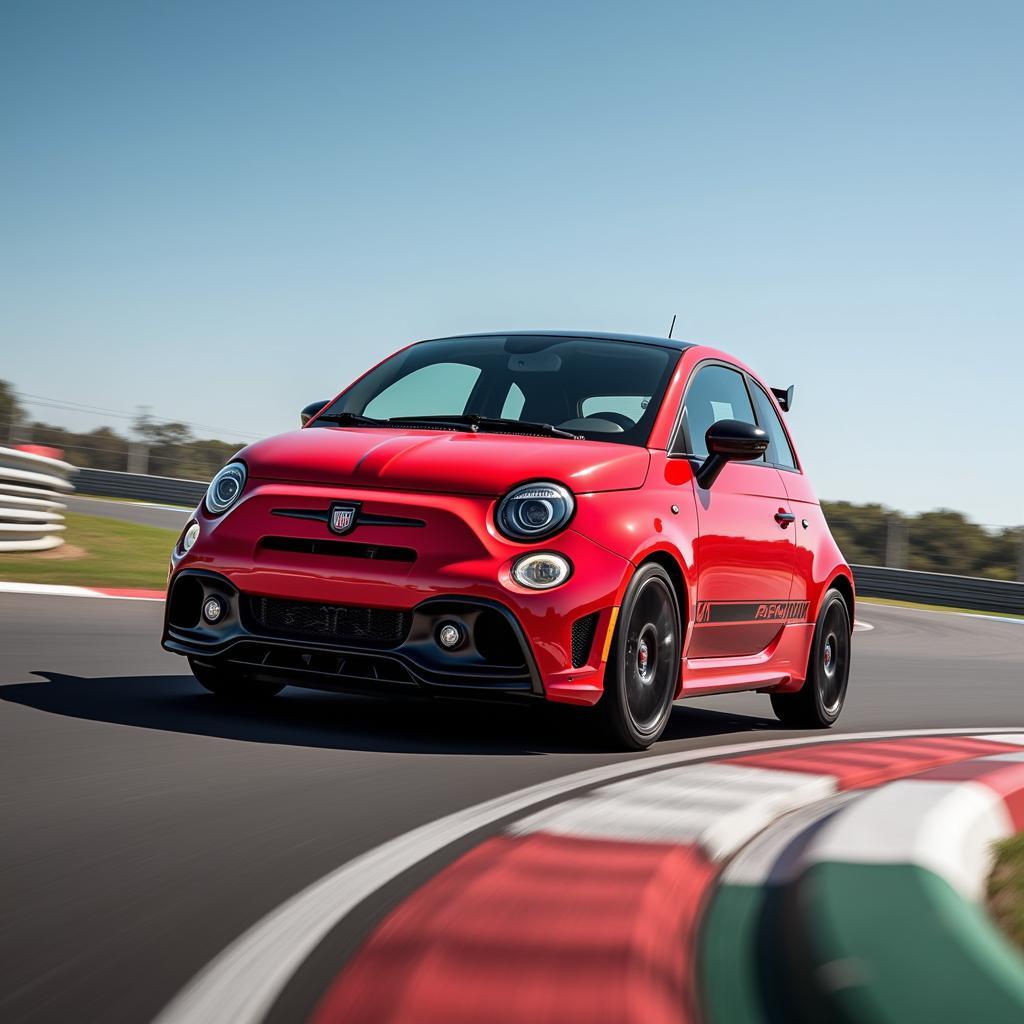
1;379;239;481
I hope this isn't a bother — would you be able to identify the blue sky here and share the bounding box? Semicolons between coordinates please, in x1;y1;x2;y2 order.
2;1;1021;525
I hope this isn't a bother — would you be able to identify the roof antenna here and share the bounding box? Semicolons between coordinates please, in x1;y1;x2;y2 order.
667;314;677;339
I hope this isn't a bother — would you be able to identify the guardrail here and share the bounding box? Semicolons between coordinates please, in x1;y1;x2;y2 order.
75;468;207;507
0;447;77;552
851;564;1024;616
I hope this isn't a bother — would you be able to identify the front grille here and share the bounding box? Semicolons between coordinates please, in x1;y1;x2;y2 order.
259;536;416;563
571;612;599;668
247;595;411;648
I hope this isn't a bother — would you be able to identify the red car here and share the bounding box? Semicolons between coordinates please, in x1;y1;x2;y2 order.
163;332;853;749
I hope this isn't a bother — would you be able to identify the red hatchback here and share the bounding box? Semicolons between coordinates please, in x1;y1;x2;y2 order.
163;332;854;748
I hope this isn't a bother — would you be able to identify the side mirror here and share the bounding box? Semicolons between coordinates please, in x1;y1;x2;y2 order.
696;419;769;489
301;401;330;426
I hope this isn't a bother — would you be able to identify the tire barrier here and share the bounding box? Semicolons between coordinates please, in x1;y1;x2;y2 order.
0;446;77;552
852;564;1024;616
74;467;207;507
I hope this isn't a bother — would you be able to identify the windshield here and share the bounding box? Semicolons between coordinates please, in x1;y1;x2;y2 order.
316;335;679;446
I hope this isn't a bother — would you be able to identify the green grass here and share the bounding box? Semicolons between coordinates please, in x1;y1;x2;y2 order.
989;833;1024;951
0;511;176;589
858;595;1024;621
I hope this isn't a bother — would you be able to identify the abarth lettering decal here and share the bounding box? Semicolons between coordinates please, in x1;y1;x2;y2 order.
695;600;810;624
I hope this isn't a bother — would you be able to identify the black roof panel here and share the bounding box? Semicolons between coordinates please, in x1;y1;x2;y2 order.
418;330;696;351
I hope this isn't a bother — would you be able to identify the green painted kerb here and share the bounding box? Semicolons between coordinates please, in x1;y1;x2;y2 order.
699;864;1024;1024
800;862;1024;1024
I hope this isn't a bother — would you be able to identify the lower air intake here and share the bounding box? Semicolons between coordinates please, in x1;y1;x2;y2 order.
247;596;411;648
571;612;599;668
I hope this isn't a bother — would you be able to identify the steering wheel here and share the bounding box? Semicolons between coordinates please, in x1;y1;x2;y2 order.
588;411;636;430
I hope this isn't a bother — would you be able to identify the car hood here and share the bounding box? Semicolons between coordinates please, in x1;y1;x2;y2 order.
241;427;650;496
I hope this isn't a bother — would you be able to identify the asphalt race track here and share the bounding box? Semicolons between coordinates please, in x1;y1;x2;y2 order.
1;593;1022;1023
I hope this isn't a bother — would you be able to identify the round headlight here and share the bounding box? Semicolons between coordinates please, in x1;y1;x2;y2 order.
180;521;200;553
512;552;572;590
205;462;247;516
496;482;574;541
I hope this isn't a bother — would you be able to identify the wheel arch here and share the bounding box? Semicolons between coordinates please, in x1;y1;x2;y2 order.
823;570;855;627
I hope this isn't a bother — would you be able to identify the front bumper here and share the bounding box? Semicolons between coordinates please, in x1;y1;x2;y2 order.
163;481;632;704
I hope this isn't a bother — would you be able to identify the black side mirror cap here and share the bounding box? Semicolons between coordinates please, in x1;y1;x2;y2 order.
696;419;770;489
301;401;330;426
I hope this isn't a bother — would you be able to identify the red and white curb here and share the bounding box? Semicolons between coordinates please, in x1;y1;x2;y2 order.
0;581;165;601
151;729;1024;1024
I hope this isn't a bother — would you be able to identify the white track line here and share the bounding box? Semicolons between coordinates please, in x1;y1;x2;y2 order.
151;727;1024;1024
0;582;164;602
853;619;874;632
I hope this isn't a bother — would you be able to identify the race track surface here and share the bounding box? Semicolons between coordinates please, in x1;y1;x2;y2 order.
1;596;1022;1023
63;495;191;530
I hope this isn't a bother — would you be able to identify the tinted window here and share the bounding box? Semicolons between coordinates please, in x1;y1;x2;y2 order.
501;383;525;419
580;395;650;425
749;383;797;469
679;364;756;458
364;363;482;419
322;335;679;446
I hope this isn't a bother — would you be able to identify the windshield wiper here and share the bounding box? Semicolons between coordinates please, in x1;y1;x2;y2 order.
313;410;580;439
312;410;389;427
387;414;581;439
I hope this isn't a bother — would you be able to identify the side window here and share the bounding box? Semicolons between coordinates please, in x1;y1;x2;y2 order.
501;383;526;419
749;383;797;469
364;362;481;419
679;364;756;458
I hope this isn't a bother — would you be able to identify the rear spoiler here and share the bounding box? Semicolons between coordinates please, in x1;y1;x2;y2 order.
771;385;794;412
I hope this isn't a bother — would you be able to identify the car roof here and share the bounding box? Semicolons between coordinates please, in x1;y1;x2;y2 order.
417;330;696;351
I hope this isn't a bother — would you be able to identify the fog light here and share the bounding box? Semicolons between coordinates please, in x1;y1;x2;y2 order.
437;622;463;649
202;596;225;623
181;522;200;553
512;552;572;590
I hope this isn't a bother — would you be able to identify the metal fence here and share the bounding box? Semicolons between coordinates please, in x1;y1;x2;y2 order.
851;564;1024;616
75;468;207;507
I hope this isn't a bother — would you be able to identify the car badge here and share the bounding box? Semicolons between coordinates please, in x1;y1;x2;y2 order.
329;503;358;535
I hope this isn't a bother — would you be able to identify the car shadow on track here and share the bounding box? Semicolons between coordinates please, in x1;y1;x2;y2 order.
1;671;781;756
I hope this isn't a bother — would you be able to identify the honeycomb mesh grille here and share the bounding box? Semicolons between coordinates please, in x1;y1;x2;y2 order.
571;612;600;668
248;596;411;648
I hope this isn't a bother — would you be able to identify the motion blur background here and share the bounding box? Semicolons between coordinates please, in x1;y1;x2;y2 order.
3;0;1022;537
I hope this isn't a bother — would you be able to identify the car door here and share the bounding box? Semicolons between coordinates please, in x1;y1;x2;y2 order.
674;362;797;658
745;377;816;603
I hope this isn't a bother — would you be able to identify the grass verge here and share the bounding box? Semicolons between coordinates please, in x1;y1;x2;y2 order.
0;512;175;589
989;833;1024;951
858;595;1024;621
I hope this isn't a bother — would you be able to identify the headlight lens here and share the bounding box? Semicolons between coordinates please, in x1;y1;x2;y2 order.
180;521;200;553
496;482;574;541
205;462;246;516
512;552;572;590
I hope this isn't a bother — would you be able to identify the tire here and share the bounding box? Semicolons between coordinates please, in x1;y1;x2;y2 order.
188;657;284;700
771;588;851;728
598;563;681;750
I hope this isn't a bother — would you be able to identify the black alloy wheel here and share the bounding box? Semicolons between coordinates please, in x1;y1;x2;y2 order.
771;588;852;728
599;563;681;749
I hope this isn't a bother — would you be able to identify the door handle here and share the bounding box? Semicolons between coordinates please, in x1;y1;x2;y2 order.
774;510;796;528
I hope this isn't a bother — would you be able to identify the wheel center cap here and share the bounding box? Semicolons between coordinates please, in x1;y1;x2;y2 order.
824;641;833;669
636;626;657;683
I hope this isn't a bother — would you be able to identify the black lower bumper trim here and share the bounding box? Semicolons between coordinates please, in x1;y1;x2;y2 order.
163;570;543;699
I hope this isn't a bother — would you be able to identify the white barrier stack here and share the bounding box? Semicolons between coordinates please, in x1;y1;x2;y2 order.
0;447;77;552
